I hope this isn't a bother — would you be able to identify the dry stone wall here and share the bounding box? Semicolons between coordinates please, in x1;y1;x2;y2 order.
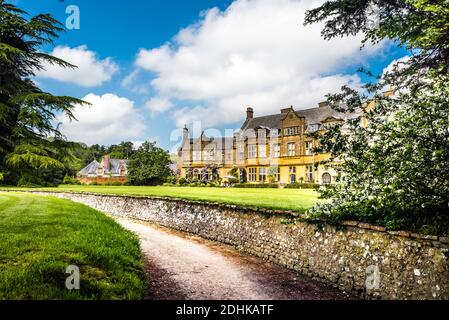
32;192;449;300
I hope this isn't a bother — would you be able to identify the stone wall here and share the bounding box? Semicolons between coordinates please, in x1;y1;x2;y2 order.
78;177;128;185
33;192;449;300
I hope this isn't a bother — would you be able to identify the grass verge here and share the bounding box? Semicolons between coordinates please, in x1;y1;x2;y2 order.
1;185;320;213
0;193;145;300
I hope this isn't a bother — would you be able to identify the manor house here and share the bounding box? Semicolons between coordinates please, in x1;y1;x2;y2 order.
177;101;366;185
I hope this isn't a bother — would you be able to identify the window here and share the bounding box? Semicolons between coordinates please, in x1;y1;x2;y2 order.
248;145;257;159
288;143;296;156
289;167;296;183
238;145;245;160
193;169;201;180
306;165;314;182
305;141;313;156
182;148;190;161
204;149;214;161
193;150;201;161
205;169;212;181
283;126;300;136
308;124;320;132
272;166;280;182
248;168;257;182
259;167;267;182
226;151;232;161
270;129;280;138
258;145;267;158
272;144;280;158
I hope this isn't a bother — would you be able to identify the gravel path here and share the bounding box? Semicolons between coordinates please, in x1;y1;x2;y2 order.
117;218;353;300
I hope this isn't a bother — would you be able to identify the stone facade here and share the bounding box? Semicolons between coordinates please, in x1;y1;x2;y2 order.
178;101;369;186
34;192;449;300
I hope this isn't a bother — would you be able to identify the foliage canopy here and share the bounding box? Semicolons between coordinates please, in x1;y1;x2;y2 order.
0;1;87;186
305;0;449;235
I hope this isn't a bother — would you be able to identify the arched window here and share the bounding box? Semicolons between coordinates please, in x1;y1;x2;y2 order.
322;173;332;185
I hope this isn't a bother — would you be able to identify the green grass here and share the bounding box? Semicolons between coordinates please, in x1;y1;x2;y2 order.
2;185;320;213
0;193;145;300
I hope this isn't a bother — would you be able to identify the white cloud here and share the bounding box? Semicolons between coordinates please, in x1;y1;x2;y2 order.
145;97;173;115
121;69;140;88
37;45;118;87
131;140;145;149
136;0;387;127
383;56;410;76
56;93;146;145
121;69;150;94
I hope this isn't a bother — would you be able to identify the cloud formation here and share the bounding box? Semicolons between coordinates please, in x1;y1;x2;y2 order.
136;0;387;127
37;45;118;87
56;93;146;145
145;97;174;115
383;56;410;76
121;69;150;94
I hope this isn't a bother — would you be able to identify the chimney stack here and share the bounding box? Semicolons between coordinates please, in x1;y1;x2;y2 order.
182;125;189;142
103;154;110;171
246;107;254;120
281;106;294;114
318;101;329;108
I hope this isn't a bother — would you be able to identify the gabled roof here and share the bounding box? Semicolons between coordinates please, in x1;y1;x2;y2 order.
78;159;128;176
108;159;128;175
78;160;100;176
240;104;361;131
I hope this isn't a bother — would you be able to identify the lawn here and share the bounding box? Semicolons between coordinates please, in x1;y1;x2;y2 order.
3;185;320;213
0;193;145;300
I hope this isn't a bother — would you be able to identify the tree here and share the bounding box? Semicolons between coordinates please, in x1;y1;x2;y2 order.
304;0;449;89
108;141;135;159
305;0;449;235
239;168;247;183
0;1;87;185
229;167;239;184
127;141;173;186
311;82;449;234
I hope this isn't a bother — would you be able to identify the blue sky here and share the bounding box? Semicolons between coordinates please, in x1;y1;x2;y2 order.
17;0;407;151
